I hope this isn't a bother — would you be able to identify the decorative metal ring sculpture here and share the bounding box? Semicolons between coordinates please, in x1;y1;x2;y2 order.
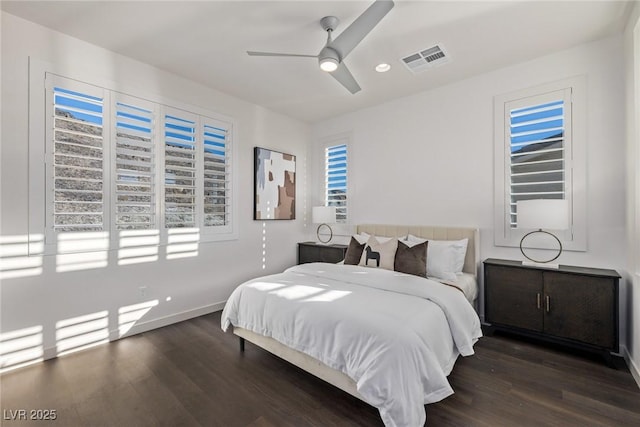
519;229;562;264
316;223;333;244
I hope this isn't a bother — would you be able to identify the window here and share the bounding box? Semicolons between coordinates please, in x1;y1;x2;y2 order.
494;77;586;250
164;111;197;229
508;94;569;227
114;96;156;231
163;111;233;231
202;120;231;227
325;143;348;223
47;78;108;238
39;71;236;252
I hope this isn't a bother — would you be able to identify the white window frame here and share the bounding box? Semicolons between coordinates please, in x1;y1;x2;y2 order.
493;76;587;251
29;58;238;256
320;133;351;225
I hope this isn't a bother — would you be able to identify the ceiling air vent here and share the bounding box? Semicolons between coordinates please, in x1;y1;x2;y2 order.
401;44;450;74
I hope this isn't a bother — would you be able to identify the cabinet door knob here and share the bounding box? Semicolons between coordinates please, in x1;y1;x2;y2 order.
545;295;550;313
537;293;541;310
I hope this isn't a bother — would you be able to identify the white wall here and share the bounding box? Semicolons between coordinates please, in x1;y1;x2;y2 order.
624;2;640;386
0;12;310;367
311;36;629;355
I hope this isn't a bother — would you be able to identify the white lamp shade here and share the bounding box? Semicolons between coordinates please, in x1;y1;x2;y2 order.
312;206;336;224
517;199;569;230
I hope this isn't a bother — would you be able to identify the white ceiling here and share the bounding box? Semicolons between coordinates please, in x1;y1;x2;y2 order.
1;0;633;123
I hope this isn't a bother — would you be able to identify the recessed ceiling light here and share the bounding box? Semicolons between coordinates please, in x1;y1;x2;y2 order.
375;63;391;73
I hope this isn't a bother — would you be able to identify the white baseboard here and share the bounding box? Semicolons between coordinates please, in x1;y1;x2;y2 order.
623;345;640;389
39;301;226;364
120;300;226;338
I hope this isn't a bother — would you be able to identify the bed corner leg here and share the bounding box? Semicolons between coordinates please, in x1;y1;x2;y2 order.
239;337;245;352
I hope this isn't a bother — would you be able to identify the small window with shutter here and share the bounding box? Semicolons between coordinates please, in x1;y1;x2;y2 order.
325;143;348;223
507;92;570;227
494;77;586;251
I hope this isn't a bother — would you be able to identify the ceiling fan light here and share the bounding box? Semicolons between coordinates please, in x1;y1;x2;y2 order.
320;57;339;72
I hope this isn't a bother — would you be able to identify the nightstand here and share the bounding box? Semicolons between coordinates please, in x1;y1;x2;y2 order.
483;258;620;366
297;242;348;265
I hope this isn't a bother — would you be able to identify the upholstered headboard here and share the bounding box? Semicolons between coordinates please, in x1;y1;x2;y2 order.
356;224;480;276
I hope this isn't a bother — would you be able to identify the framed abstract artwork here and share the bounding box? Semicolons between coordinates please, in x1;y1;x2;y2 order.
254;147;296;220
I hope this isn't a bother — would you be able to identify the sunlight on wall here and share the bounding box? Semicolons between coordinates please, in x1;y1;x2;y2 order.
302;153;308;227
166;228;199;260
55;311;109;356
118;300;159;337
56;232;109;272
0;326;44;373
118;229;160;266
0;234;44;279
262;221;267;270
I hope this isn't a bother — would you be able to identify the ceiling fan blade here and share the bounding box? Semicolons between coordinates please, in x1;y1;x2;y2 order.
330;0;394;59
330;62;361;94
247;51;318;58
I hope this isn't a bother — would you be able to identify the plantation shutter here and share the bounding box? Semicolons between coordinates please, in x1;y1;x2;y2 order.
113;96;156;230
325;144;348;222
202;120;231;227
507;89;571;228
164;111;197;228
49;79;106;233
41;72;237;248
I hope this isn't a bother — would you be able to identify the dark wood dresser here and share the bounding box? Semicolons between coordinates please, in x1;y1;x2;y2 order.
297;242;348;265
483;258;620;365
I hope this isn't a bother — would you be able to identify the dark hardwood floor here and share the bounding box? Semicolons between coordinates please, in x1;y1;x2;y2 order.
2;311;639;426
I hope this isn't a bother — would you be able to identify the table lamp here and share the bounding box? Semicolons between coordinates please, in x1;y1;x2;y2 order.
312;206;336;244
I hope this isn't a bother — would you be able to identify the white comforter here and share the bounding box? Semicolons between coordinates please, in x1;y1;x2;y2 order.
221;263;482;427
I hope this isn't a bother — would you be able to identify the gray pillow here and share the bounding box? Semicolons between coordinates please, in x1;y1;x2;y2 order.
394;240;428;277
344;236;365;265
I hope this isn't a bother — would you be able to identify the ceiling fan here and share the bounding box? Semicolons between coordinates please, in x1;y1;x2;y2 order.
247;0;395;94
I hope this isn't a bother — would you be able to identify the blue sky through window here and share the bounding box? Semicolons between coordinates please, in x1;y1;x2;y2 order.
510;100;563;151
165;115;195;149
327;145;347;190
204;125;226;157
54;86;103;125
116;102;152;135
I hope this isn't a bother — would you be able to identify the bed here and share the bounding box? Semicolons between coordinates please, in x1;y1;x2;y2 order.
221;225;482;427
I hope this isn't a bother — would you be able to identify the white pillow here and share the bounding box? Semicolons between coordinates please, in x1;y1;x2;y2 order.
353;232;393;244
406;235;468;281
358;235;398;271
